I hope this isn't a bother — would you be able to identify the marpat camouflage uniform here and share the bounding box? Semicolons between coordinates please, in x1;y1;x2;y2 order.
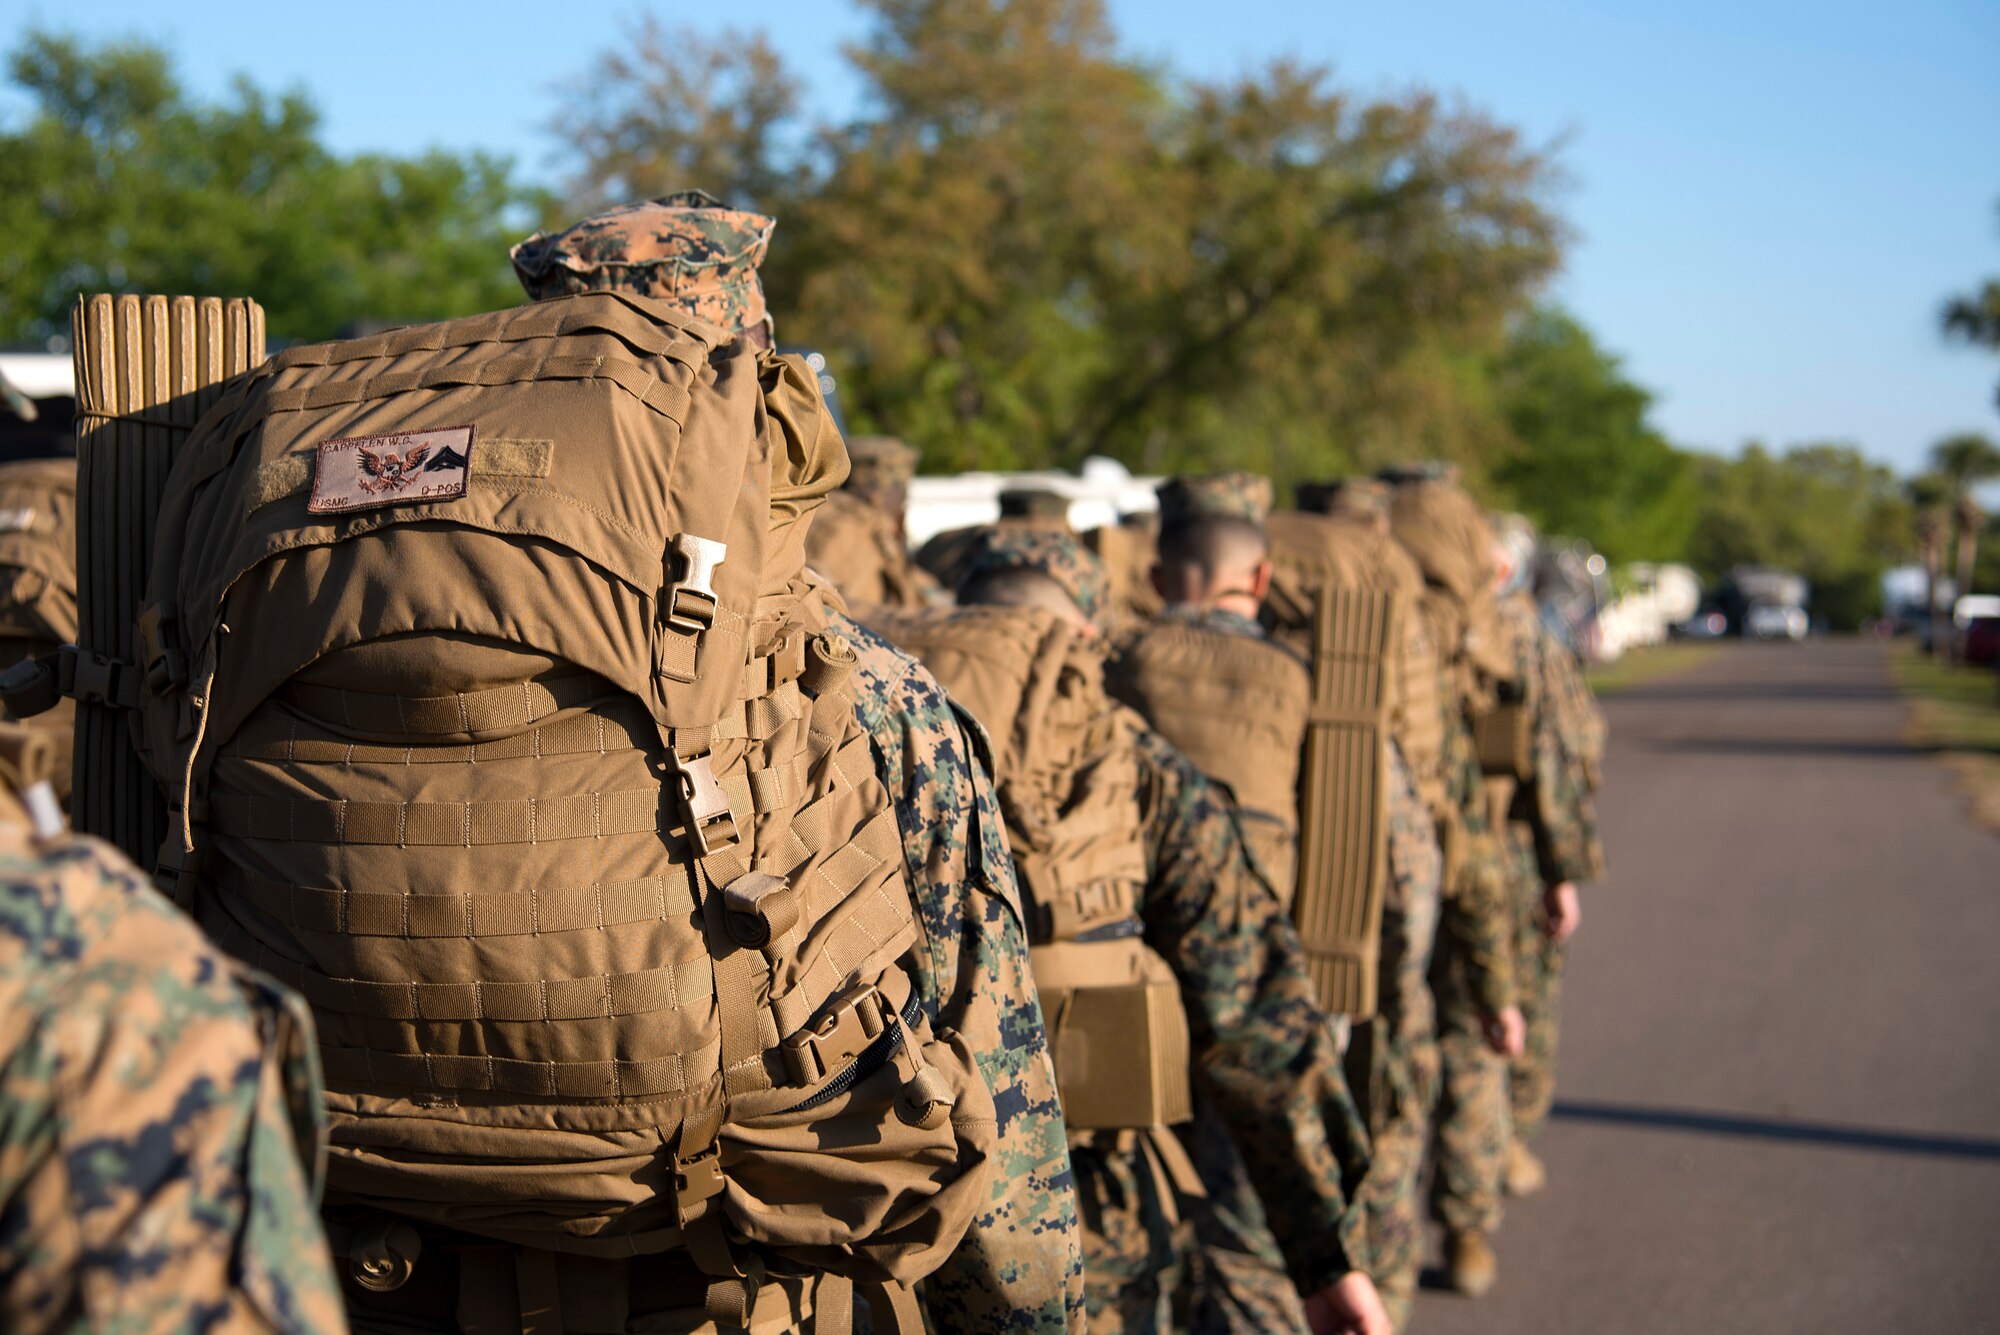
837;616;1086;1332
1496;593;1605;1151
0;727;347;1334
1130;723;1371;1312
1348;744;1444;1328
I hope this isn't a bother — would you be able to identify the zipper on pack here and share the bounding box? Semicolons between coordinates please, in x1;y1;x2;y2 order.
783;989;925;1114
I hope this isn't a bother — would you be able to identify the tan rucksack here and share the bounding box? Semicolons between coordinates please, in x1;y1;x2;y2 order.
874;605;1192;1135
0;459;77;801
129;292;994;1324
1259;510;1435;1018
1082;518;1162;635
804;490;937;613
1105;616;1309;899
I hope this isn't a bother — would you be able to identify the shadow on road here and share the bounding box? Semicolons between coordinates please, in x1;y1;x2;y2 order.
1551;1098;2000;1161
1643;736;2000;758
1610;682;1900;704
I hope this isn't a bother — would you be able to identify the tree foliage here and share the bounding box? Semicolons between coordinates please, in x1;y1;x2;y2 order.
1941;200;2000;411
1686;443;1911;629
1487;308;1697;562
557;0;1566;482
0;30;547;344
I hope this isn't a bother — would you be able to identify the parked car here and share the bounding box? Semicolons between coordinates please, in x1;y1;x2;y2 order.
1744;602;1808;641
1964;616;2000;667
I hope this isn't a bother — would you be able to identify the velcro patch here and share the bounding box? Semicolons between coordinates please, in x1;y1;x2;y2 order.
309;427;473;515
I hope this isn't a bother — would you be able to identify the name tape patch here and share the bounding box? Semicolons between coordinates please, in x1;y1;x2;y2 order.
309;427;474;515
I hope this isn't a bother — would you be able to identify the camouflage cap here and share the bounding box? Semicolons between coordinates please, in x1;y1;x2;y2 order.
845;435;920;494
959;526;1110;625
1156;470;1273;526
1377;460;1461;488
1296;477;1391;524
510;190;775;336
997;488;1073;523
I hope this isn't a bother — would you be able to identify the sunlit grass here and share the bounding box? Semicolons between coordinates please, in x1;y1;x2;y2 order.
1583;642;1720;695
1890;646;2000;832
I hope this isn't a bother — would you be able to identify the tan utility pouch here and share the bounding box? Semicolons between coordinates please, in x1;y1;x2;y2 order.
1030;937;1192;1131
1473;697;1533;780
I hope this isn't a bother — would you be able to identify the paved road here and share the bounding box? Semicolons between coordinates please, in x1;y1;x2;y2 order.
1412;639;2000;1335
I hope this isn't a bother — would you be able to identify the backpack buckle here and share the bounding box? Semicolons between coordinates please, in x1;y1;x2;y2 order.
136;604;187;693
676;752;740;857
782;983;888;1085
664;534;727;635
673;1142;726;1222
57;646;141;711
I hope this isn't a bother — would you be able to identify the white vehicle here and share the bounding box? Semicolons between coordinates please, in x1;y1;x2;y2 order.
1744;603;1808;641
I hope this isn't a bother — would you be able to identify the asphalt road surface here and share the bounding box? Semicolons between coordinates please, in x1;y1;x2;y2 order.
1412;638;2000;1335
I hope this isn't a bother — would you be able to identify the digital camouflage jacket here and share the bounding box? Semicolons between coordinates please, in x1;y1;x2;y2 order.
837;617;1085;1332
0;796;347;1333
1130;723;1373;1298
1497;593;1606;888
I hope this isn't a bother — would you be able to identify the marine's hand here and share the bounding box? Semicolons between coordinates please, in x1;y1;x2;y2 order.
1480;1005;1527;1058
1543;881;1581;943
1303;1270;1395;1335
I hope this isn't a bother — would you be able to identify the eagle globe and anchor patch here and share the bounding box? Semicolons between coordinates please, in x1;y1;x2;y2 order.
308;426;474;514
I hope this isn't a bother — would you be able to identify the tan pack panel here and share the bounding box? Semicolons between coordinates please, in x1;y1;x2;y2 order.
1472;698;1533;780
1028;936;1192;1130
72;295;265;858
136;293;995;1287
1105;619;1308;897
0;459;80;802
876;604;1190;1129
1261;511;1409;1016
1083;521;1161;634
805;490;934;612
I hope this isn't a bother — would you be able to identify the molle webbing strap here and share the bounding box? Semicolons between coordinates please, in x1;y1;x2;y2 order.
317;1039;713;1101
1293;584;1398;1018
71;293;265;863
267;293;706;370
207;912;708;1023
252;355;693;430
232;869;696;938
222;707;641;766
277;672;607;739
207;788;666;846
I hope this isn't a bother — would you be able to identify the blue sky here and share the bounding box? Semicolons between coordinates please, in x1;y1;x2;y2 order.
7;0;1997;477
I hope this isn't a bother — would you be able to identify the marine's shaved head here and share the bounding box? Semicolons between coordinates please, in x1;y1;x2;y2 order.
1152;515;1270;609
958;567;1094;631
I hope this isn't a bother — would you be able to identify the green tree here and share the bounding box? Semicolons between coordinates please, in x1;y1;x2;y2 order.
0;30;546;344
547;19;804;215
553;0;1565;484
1688;442;1912;631
1927;432;2000;602
1941;200;2000;411
1487;307;1697;562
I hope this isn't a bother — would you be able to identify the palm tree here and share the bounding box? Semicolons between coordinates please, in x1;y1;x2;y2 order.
1928;434;2000;658
1942;201;2000;410
1909;473;1951;659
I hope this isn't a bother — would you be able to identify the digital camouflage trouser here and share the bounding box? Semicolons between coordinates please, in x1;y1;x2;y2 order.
1508;873;1567;1146
1074;1114;1310;1335
1429;824;1538;1238
1349;748;1443;1328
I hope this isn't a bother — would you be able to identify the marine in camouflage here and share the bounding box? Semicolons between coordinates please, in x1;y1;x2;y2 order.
807;436;941;612
1497;591;1606;1150
0;731;347;1335
1130;723;1373;1304
835;616;1086;1332
1347;744;1444;1328
510;190;775;337
959;526;1113;628
1156;471;1275;526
